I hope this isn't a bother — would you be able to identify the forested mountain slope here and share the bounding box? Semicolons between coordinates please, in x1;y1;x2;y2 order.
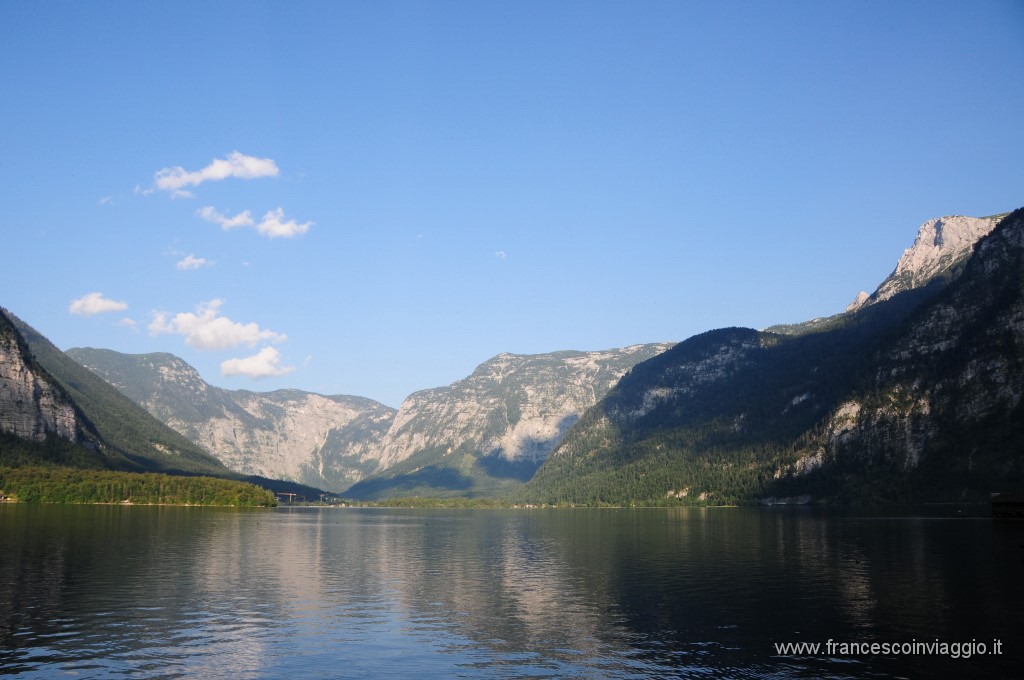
526;209;1024;504
344;344;673;499
4;309;228;475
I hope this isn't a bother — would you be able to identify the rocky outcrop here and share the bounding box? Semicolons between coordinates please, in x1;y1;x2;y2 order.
787;208;1024;489
375;344;674;469
192;390;394;491
529;209;1024;504
70;343;673;497
0;309;81;444
66;349;394;492
847;214;1002;311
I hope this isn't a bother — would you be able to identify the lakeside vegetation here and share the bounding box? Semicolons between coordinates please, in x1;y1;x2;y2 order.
0;466;278;507
292;495;748;509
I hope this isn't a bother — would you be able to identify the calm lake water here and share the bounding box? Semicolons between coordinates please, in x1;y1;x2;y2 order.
0;505;1020;678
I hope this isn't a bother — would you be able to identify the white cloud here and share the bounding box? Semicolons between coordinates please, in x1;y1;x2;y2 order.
98;196;114;206
69;292;128;316
495;250;507;259
176;254;211;270
134;184;155;197
199;206;311;238
118;318;139;332
256;208;312;238
221;347;295;379
154;151;279;192
148;299;286;350
197;206;255;230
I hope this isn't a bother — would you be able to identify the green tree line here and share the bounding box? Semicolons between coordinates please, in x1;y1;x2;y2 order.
0;466;277;507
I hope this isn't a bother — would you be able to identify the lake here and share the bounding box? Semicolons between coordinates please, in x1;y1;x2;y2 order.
0;505;1020;678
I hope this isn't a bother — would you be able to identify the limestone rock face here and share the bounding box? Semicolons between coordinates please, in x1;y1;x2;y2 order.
165;390;395;491
845;291;870;313
870;214;1001;304
66;348;395;492
375;344;675;470
70;342;673;497
0;309;80;444
786;210;1024;484
776;213;1003;326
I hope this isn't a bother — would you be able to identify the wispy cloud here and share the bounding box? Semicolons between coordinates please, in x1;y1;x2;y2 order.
154;151;279;193
495;250;507;260
148;299;286;350
197;206;254;230
98;196;114;206
69;292;128;316
221;347;295;379
176;254;212;270
118;318;139;332
198;206;311;238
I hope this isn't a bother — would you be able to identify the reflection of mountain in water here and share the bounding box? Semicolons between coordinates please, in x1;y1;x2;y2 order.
2;507;1021;677
0;506;275;676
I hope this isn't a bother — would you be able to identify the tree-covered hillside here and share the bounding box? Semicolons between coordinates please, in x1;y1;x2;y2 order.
0;466;277;506
6;310;230;476
1;309;327;500
524;208;1024;505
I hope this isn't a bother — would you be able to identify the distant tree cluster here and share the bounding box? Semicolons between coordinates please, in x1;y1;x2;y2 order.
0;466;278;507
371;496;508;508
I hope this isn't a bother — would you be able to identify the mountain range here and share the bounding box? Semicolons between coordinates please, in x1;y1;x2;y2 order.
1;308;325;497
526;210;1022;504
1;307;233;475
3;208;1021;504
343;344;673;498
62;349;395;492
66;343;671;497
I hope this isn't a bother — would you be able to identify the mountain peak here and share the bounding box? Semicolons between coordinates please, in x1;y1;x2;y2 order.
527;208;1024;505
872;214;1000;304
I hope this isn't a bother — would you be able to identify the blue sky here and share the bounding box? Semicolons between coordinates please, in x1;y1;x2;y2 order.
2;1;1022;408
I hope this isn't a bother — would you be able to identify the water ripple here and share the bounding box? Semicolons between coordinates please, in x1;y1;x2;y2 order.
2;506;1021;678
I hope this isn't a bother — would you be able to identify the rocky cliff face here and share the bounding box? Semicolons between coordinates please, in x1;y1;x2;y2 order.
196;390;395;491
847;214;1002;311
70;343;673;497
784;208;1024;497
345;343;673;498
0;309;81;444
375;345;674;470
66;349;395;492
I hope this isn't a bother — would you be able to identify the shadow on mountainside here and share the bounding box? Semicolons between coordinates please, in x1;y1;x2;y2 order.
477;454;544;482
344;465;474;500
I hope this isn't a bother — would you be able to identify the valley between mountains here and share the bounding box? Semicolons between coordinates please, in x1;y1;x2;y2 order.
65;343;672;498
5;208;1023;504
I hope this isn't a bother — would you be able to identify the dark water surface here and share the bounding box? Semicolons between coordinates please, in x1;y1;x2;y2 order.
1;505;1020;678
